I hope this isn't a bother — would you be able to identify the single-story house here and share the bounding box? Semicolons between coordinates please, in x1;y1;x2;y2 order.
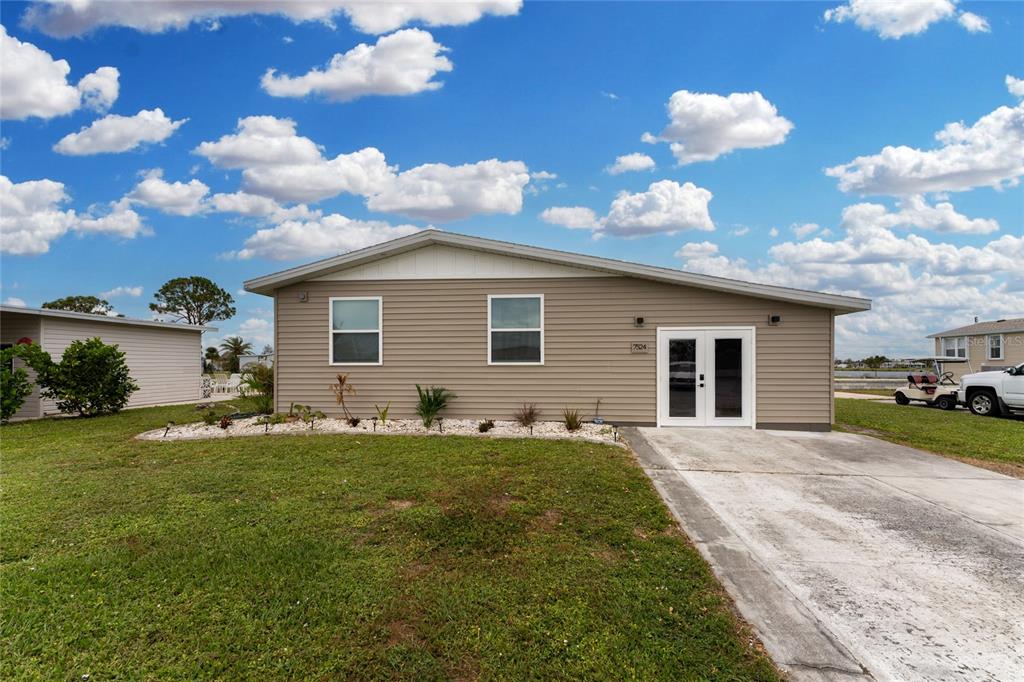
244;231;871;430
0;305;212;420
238;352;274;371
928;317;1024;379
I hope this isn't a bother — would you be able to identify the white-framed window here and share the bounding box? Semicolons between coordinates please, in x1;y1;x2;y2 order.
488;294;543;365
942;336;967;358
329;297;382;365
988;334;1003;360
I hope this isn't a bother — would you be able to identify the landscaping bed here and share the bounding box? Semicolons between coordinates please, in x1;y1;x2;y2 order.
137;416;622;445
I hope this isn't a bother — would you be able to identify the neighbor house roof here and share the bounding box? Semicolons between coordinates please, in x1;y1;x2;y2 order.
927;318;1024;338
0;305;216;332
243;231;872;314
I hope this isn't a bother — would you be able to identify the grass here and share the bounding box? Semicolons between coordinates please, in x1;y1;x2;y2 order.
835;398;1024;476
1;402;777;680
835;388;893;397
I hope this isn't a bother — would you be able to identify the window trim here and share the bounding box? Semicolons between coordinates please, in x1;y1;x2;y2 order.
487;294;544;366
328;296;382;366
987;334;1004;361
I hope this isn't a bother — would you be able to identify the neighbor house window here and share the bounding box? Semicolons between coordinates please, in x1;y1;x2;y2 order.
942;336;967;358
330;297;381;365
988;334;1003;360
488;295;543;364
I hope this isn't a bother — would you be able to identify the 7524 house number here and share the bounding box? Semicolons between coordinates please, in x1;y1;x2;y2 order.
630;342;649;354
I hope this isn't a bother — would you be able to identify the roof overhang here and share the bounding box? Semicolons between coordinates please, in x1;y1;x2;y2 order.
243;230;872;315
0;305;216;332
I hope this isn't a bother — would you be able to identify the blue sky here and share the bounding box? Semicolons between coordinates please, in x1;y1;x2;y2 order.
2;1;1022;357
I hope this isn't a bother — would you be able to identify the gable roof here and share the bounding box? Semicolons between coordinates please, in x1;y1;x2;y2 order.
243;231;871;314
927;317;1024;338
0;305;215;332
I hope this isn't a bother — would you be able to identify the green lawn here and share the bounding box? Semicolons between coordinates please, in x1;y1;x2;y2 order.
835;398;1024;475
1;403;777;680
835;388;893;397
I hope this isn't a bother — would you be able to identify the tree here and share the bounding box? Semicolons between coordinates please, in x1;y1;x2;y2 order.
260;344;274;356
150;276;235;326
39;338;137;416
204;346;221;373
219;336;253;373
41;295;111;315
862;355;888;377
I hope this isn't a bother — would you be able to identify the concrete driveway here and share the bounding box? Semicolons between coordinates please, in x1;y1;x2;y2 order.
628;427;1024;682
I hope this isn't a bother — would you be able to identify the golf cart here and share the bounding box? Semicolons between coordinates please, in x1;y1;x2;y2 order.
893;357;971;410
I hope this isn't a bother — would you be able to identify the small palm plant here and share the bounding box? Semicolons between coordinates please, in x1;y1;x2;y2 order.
331;373;356;420
562;407;583;432
415;384;455;428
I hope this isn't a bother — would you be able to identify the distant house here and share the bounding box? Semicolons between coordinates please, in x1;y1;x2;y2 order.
0;305;213;420
244;231;871;430
927;318;1024;378
238;352;273;371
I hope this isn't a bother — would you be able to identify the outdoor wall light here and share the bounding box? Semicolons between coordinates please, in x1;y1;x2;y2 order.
768;314;782;326
634;315;645;327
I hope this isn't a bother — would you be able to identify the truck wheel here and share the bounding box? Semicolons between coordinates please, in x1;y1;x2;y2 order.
968;390;1000;417
894;392;910;405
935;395;956;411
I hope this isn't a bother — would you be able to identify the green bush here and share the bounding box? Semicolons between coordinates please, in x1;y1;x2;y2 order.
1;343;53;422
415;384;455;427
239;363;274;414
562;408;583;432
42;338;138;416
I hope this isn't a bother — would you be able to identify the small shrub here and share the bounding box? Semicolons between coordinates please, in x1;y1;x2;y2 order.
478;419;495;433
374;401;390;425
1;343;51;422
415;384;455;427
219;414;233;429
269;412;288;425
239;363;274;414
347;417;361;427
331;373;356;420
41;337;137;416
562;407;583;432
309;410;327;430
514;403;540;427
202;410;218;426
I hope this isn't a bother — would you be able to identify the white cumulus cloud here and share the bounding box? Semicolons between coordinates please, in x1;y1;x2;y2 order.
822;1;986;39
1;175;147;255
262;29;452;102
606;152;655;175
1007;75;1024;98
21;1;522;37
542;180;714;238
126;170;210;216
3;297;28;308
644;90;793;165
207;192;321;224
53;108;187;155
367;159;530;221
100;285;143;298
0;25;118;120
826;94;1024;195
230;213;422;261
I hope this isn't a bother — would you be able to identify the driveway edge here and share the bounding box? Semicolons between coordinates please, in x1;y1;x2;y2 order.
622;428;873;682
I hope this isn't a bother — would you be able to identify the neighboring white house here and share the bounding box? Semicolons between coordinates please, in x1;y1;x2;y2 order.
238;352;273;371
1;305;214;420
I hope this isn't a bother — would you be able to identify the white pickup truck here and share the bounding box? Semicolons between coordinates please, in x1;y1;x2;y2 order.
959;362;1024;416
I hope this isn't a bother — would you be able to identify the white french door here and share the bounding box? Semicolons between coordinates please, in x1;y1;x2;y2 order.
656;327;754;427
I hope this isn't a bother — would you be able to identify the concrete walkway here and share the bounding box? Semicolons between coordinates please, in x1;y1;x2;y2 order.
626;427;1024;682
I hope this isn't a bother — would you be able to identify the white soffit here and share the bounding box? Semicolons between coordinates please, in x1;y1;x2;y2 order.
311;244;614;281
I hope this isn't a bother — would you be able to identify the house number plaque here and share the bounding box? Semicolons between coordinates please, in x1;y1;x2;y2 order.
630;342;649;354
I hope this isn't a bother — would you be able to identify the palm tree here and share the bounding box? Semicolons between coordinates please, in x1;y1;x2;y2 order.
203;345;222;372
219;336;253;373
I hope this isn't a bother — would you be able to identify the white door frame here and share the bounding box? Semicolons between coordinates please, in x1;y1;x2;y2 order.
656;326;756;428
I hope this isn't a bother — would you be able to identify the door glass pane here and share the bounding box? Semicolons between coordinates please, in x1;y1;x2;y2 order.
491;297;541;329
668;338;696;418
715;338;743;418
332;299;379;331
491;331;541;363
332;332;379;363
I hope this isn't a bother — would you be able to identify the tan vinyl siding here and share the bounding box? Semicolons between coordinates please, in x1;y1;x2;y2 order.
1;313;43;420
934;332;1024;379
275;277;834;426
38;317;203;414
